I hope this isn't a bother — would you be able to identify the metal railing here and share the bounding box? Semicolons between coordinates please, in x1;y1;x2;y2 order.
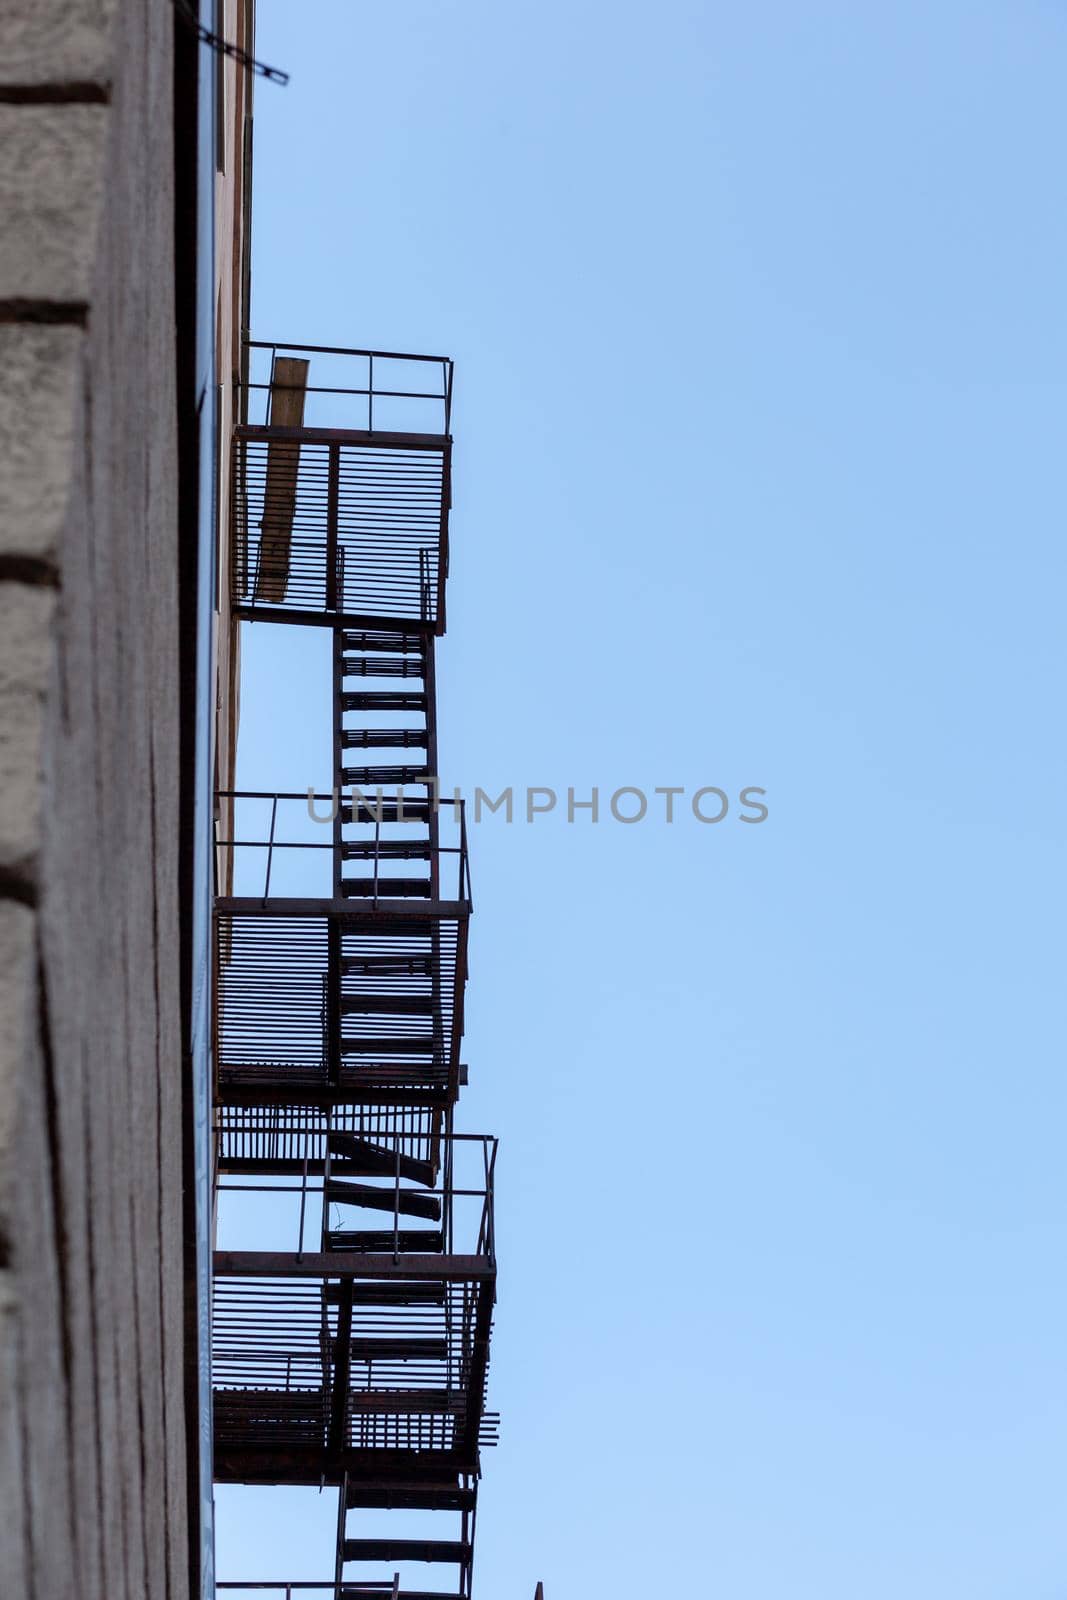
244;339;453;435
217;1582;399;1600
214;790;472;907
213;910;469;1102
232;343;452;628
215;1130;498;1266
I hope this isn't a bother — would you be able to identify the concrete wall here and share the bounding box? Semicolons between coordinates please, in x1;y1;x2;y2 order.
0;3;190;1597
214;0;252;890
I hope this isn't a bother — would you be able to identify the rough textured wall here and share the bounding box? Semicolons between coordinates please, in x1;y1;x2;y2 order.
0;3;190;1597
214;0;251;886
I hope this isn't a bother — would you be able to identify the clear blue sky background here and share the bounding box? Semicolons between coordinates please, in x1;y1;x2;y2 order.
216;3;1067;1597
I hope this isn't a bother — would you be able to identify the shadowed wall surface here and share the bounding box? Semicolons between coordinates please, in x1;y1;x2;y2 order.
0;4;190;1596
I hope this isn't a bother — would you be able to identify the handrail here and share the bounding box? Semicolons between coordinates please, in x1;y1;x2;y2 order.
217;1130;498;1263
247;338;453;366
243;339;453;432
213;789;471;904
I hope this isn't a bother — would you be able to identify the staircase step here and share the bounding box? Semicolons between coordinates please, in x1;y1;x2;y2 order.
341;1037;438;1055
325;1180;441;1221
387;1594;464;1600
337;1067;448;1094
340;994;435;1016
342;878;431;899
325;1280;445;1307
343;1593;462;1600
338;913;435;935
343;765;431;786
342;692;427;712
343;1594;463;1600
342;801;432;825
343;630;426;655
342;657;424;679
333;1336;448;1362
327;1133;435;1187
340;955;433;976
345;1482;475;1513
343;1541;470;1566
326;1229;443;1254
346;1388;458;1414
342;729;427;751
342;841;432;862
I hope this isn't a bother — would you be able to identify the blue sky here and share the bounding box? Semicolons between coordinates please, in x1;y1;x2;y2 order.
216;3;1067;1597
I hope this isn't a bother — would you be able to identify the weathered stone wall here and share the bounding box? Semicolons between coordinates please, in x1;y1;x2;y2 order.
0;3;190;1597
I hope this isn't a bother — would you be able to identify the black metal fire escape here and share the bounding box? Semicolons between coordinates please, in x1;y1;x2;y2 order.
211;344;497;1600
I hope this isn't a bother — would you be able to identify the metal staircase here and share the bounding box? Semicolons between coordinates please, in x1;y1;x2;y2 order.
212;345;498;1600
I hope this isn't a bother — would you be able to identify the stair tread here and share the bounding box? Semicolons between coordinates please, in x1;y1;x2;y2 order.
342;657;425;678
342;803;432;824
334;1337;448;1361
342;879;432;898
343;1593;463;1600
340;955;433;974
343;1540;470;1564
340;994;435;1015
343;765;432;783
326;1228;443;1253
327;1133;436;1187
325;1179;441;1221
341;1037;439;1054
343;630;427;654
325;1280;445;1307
342;692;428;711
342;842;432;861
344;1481;474;1512
336;1068;448;1090
342;729;428;750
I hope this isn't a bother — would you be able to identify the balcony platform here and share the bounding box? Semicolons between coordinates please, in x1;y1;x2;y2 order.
214;908;468;1109
212;1252;495;1486
231;342;454;633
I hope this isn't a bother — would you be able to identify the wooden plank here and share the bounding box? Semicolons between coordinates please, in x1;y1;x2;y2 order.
253;357;309;602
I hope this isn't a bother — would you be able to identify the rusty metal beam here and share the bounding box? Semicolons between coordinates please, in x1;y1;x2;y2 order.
327;1278;354;1453
215;1085;452;1110
215;897;470;921
213;1250;494;1282
236;423;449;450
212;1445;473;1487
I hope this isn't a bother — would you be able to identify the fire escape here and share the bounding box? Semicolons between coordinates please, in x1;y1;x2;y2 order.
212;343;497;1600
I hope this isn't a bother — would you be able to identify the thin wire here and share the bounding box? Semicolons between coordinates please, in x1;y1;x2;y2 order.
172;0;290;85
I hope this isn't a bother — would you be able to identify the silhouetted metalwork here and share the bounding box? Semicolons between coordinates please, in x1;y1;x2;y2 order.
213;349;499;1600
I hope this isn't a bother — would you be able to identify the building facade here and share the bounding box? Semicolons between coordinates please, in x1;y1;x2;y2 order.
0;5;534;1596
